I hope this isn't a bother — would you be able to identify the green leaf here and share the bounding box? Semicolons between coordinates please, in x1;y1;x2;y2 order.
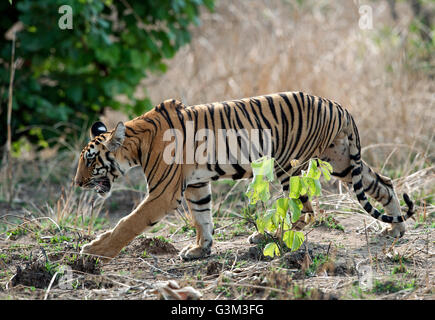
304;177;322;196
275;198;289;220
289;198;302;223
283;230;305;251
299;177;308;196
66;86;83;104
251;157;275;182
246;157;276;204
314;179;322;196
320;167;331;181
263;209;277;232
289;176;302;199
283;211;292;230
263;242;280;257
319;159;333;181
306;159;321;179
246;174;270;204
256;216;266;234
318;159;333;173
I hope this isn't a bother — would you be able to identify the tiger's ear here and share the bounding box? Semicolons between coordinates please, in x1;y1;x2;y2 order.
90;121;107;139
104;122;125;152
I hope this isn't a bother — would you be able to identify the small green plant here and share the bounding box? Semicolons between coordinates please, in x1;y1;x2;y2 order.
371;279;416;294
154;235;170;243
392;264;407;275
181;224;196;237
6;226;28;240
246;157;332;258
305;253;330;277
151;223;165;233
0;253;10;263
314;214;345;231
50;235;72;244
44;261;59;275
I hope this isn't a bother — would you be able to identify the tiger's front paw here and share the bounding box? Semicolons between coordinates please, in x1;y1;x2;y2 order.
80;230;120;262
179;245;211;261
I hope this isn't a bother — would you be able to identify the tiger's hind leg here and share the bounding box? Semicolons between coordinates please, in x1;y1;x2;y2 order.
322;133;406;237
180;182;214;260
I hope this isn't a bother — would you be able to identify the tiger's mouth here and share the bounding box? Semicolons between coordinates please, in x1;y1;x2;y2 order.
84;177;111;195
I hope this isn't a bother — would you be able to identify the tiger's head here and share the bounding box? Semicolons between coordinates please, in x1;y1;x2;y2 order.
74;121;126;198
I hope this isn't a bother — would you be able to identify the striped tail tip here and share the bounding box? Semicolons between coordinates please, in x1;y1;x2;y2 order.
402;193;415;219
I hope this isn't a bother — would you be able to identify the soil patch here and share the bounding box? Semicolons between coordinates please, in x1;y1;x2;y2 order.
11;257;54;289
128;237;179;256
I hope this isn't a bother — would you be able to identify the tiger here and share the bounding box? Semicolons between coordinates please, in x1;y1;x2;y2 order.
74;91;415;262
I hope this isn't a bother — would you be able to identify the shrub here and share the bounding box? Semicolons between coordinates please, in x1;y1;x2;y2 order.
246;157;332;257
0;0;214;148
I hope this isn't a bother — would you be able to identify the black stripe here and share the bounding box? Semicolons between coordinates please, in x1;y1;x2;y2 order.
354;180;363;190
192;208;211;213
265;95;278;122
383;194;393;206
288;93;303;159
214;164;226;176
188;183;209;188
356;192;365;201
363;180;375;192
350;153;361;161
381;215;393;223
299;195;309;203
332;166;352;178
187;194;211;205
231;163;246;180
351;166;362;176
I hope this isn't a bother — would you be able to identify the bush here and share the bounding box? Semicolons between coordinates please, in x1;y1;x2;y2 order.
245;157;332;258
0;0;214;148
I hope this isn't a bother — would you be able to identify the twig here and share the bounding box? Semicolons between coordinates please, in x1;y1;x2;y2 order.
4;30;17;205
44;271;59;300
138;257;177;278
363;219;373;268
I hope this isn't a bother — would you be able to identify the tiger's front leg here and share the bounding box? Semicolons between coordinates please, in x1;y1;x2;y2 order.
81;192;180;262
179;183;214;260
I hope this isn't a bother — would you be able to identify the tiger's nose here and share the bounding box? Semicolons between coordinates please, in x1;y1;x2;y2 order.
74;178;83;187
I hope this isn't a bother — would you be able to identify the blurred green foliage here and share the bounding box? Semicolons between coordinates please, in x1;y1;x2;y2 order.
388;0;434;74
0;0;214;148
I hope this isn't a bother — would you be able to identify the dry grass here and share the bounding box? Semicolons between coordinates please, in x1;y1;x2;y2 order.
141;0;434;172
0;0;433;300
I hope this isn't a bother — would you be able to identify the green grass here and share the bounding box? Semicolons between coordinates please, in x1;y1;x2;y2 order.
371;278;416;294
305;253;330;277
313;215;344;231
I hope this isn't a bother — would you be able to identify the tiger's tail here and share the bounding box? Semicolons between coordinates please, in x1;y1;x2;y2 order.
345;116;415;223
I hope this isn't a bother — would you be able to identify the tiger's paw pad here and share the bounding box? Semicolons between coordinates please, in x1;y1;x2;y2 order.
179;245;210;261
